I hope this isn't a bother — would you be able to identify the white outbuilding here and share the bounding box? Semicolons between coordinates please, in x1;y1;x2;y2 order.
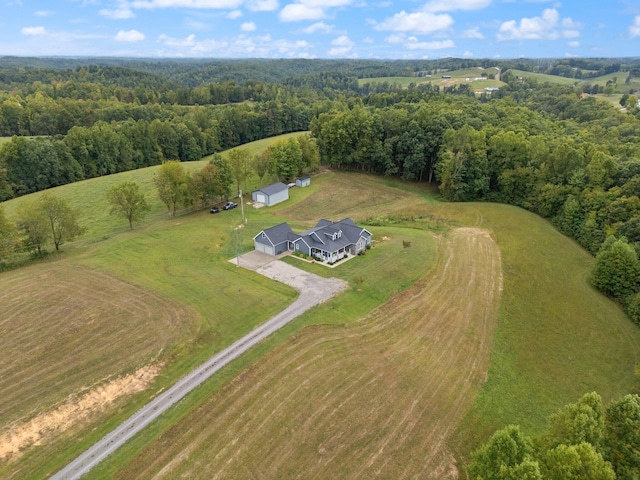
252;182;289;206
295;176;311;187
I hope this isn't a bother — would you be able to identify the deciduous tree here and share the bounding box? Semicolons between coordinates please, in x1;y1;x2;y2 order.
227;148;253;194
604;394;640;478
154;160;189;217
17;200;48;255
542;443;615;480
107;181;151;229
467;425;538;480
267;138;303;182
38;193;83;251
591;235;640;298
546;392;605;451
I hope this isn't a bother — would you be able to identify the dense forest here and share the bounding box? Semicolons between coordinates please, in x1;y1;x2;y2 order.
2;56;640;317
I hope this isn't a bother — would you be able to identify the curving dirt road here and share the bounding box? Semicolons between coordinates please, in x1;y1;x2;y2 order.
50;254;346;480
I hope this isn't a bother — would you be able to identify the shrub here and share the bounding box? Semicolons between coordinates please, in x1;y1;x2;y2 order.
628;293;640;325
403;240;411;248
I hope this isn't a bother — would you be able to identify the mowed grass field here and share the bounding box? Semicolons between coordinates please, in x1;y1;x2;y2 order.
90;180;640;478
507;68;640;94
0;159;441;478
2;152;640;478
104;227;501;479
358;67;504;92
0;134;308;478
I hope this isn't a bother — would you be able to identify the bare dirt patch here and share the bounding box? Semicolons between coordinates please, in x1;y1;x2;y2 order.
113;227;503;479
0;364;162;461
0;262;197;455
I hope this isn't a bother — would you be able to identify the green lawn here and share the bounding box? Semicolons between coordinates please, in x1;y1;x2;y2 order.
507;69;640;94
358;71;504;92
507;69;580;86
440;202;640;459
2;159;640;478
1;132;308;244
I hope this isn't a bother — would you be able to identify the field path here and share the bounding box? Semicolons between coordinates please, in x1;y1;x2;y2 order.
112;227;503;479
49;258;346;480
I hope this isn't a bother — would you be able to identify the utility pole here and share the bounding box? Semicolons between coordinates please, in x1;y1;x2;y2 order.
240;189;246;224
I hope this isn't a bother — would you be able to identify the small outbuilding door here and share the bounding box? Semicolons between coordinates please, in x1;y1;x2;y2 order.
256;193;266;203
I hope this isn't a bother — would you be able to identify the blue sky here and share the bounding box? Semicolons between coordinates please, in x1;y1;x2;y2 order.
1;0;639;59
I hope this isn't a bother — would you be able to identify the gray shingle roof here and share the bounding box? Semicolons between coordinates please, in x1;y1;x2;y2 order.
257;218;371;255
260;223;294;245
258;182;289;196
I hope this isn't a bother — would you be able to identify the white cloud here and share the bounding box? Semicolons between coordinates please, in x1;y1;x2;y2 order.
385;33;406;44
301;21;334;33
375;11;453;34
241;21;256;31
363;36;374;43
279;0;353;22
100;8;136;19
227;9;242;18
561;17;581;38
630;16;640;39
156;31;312;57
497;8;580;41
404;37;455;50
462;50;473;57
568;41;579;47
21;26;46;35
327;34;354;55
462;27;484;39
246;0;279;10
423;0;491;13
279;3;324;21
332;34;354;46
34;10;53;17
384;33;454;51
114;29;145;41
158;33;197;46
131;0;242;9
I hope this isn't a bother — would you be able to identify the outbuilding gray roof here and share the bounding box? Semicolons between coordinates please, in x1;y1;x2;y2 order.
257;182;289;196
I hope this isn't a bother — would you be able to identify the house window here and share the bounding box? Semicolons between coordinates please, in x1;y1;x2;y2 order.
296;244;300;250
262;233;266;238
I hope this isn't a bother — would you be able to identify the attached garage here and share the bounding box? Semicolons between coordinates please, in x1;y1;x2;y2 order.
253;240;274;256
252;223;295;256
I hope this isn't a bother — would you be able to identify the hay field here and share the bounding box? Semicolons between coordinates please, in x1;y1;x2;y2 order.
108;227;502;479
0;261;199;477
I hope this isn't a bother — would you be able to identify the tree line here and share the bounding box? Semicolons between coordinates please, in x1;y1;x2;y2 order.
310;86;640;320
0;133;317;265
467;392;640;480
0;99;317;199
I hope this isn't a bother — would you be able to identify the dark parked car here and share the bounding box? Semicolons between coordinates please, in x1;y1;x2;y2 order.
223;201;238;210
210;206;220;214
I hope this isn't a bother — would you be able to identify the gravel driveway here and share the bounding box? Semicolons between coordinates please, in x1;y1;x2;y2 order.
51;253;347;480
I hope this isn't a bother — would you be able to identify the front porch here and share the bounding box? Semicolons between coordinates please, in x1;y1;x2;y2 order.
311;246;349;264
